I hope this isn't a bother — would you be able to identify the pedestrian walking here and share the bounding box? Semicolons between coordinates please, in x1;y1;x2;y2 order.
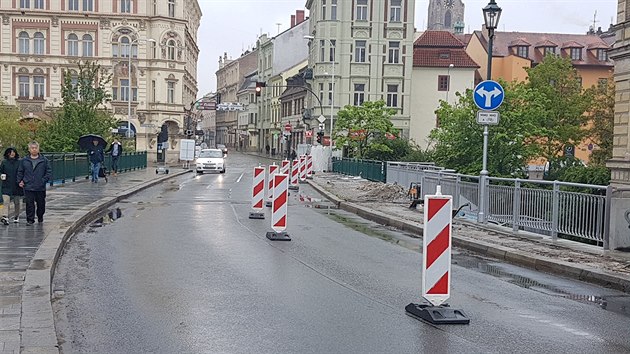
290;149;297;161
88;139;105;183
106;139;123;176
16;141;51;225
0;148;24;225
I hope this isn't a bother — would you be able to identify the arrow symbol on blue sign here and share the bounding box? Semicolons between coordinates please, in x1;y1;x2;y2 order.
476;87;503;108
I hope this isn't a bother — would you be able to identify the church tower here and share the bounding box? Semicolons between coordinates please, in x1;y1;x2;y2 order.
427;0;465;34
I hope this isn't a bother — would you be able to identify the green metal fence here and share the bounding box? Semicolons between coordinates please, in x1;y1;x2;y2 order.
42;151;147;186
332;158;387;182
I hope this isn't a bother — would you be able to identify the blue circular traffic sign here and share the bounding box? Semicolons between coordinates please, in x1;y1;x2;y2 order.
473;80;505;111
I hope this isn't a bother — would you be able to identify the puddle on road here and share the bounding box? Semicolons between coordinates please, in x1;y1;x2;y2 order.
88;208;123;230
323;209;630;319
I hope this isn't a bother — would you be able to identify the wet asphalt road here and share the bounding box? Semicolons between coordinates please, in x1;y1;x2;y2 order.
53;152;630;354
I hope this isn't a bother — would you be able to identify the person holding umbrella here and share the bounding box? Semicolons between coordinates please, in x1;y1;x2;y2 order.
88;139;105;183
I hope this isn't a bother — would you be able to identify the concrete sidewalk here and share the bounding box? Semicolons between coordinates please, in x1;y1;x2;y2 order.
307;173;630;294
0;167;189;354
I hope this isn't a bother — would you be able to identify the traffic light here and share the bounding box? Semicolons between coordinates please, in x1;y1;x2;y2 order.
316;131;324;144
255;81;266;97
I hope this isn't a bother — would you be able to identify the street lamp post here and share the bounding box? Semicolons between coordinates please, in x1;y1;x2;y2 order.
478;0;502;224
446;63;454;103
126;38;155;140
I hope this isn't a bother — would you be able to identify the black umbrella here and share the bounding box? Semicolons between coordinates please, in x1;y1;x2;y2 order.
78;134;107;150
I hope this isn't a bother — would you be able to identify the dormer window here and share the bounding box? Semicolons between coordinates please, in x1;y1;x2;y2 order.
570;47;582;61
516;45;529;58
597;49;608;61
543;46;556;55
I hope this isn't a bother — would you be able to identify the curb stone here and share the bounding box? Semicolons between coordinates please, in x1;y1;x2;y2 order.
21;170;190;353
306;179;630;294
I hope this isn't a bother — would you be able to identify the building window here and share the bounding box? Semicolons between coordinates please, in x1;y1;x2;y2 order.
329;39;336;62
152;80;156;102
167;81;175;103
386;84;398;107
83;0;93;11
168;0;175;17
151;41;157;59
331;0;337;20
167;40;176;60
388;42;400;63
82;34;93;56
20;0;30;8
19;75;30;98
120;0;131;13
320;40;326;62
516;45;529;58
356;0;368;21
353;84;365;106
597;49;608;61
34;0;44;9
328;83;333;105
543;46;556;56
67;33;79;56
153;0;158;15
355;40;366;62
68;0;78;11
18;32;29;55
390;0;402;22
570;47;582;61
120;79;130;101
33;32;45;55
321;0;326;20
120;37;130;57
438;75;450;91
319;83;324;103
33;76;45;98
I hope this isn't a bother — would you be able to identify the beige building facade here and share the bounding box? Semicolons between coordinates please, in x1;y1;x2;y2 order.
0;0;201;162
305;0;416;140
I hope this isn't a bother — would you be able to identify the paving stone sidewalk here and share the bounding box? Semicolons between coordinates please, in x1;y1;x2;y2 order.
0;167;188;354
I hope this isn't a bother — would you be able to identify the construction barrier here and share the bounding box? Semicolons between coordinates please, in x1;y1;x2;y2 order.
266;173;291;241
249;166;265;219
289;159;299;190
299;155;307;182
405;186;469;324
266;164;278;207
306;155;314;179
281;159;290;175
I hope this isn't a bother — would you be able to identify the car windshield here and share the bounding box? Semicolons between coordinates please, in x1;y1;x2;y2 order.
199;150;223;158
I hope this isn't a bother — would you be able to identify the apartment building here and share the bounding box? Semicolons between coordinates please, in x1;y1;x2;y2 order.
304;0;416;139
0;0;201;161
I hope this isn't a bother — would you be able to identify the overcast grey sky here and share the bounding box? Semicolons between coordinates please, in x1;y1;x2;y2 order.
196;0;617;97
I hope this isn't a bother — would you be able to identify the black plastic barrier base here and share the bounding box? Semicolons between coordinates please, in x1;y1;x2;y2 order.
265;201;272;207
266;231;291;241
289;185;299;191
405;302;470;325
249;212;265;220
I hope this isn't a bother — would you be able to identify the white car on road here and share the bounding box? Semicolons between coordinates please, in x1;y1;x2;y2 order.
195;149;226;174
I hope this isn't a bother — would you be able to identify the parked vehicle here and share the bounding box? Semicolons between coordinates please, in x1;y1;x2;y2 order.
217;144;228;156
195;149;226;174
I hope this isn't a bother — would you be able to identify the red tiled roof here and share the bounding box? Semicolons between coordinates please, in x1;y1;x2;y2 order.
475;30;613;67
534;39;558;47
414;30;465;48
509;38;531;47
455;34;473;46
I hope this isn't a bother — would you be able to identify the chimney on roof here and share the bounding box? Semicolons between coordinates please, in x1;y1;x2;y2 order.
296;10;305;25
291;15;296;28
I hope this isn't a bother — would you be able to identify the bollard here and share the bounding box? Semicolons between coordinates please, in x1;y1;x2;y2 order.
299;155;307;182
266;173;291;241
289;159;300;190
266;163;278;207
249;166;266;219
306;155;314;179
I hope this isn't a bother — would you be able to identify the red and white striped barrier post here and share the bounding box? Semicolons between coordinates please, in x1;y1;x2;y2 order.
281;159;290;175
405;186;470;325
299;155;307;182
289;159;300;190
306;155;314;179
266;173;291;241
266;164;278;207
249;166;265;219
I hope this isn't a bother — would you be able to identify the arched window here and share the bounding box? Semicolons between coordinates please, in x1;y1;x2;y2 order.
444;11;452;29
67;33;79;56
18;31;30;54
33;68;45;99
120;36;130;58
82;34;93;57
33;32;45;55
167;39;175;60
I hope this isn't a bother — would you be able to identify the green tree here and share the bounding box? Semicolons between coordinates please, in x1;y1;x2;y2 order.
430;82;545;176
38;61;116;152
585;80;614;166
0;101;32;154
525;55;593;163
334;100;399;158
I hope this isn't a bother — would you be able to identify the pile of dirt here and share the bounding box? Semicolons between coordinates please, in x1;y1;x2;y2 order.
355;182;407;202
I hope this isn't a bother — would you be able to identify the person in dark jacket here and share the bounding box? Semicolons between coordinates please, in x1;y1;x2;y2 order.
105;139;123;176
0;147;24;225
17;141;51;225
88;139;105;183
